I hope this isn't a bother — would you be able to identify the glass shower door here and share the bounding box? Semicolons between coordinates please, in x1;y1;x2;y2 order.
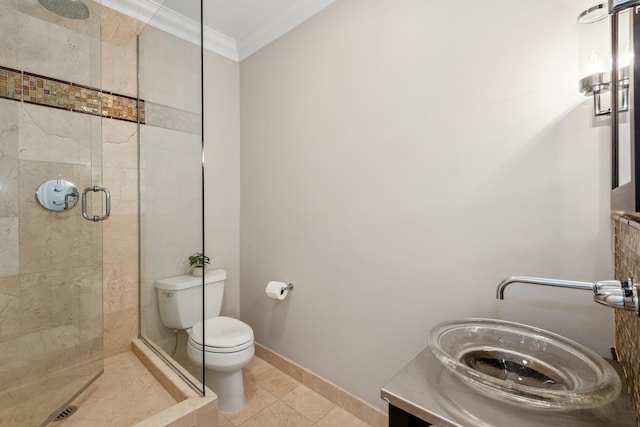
0;0;104;425
138;0;205;394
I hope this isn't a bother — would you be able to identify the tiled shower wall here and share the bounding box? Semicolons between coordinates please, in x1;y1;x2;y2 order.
0;1;144;423
613;215;640;424
0;1;144;377
100;6;144;358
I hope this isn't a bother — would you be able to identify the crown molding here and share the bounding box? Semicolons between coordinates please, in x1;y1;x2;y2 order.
99;0;238;61
205;27;238;62
99;0;157;24
99;0;337;62
236;0;337;61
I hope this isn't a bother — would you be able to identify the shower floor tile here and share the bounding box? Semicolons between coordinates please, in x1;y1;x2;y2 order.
45;349;374;426
50;351;177;426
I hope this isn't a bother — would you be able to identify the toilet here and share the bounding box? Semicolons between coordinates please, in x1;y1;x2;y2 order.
155;269;254;412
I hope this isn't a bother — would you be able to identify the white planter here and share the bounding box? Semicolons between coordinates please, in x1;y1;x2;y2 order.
191;266;204;277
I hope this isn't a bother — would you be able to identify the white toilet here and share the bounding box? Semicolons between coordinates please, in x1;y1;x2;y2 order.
155;269;254;412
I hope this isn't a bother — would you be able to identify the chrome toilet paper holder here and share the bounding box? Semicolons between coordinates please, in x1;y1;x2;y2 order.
265;281;294;300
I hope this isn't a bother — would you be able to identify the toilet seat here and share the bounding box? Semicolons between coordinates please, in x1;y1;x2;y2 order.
189;316;254;354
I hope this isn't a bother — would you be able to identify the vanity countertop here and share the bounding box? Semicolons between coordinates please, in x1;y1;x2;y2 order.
380;346;636;427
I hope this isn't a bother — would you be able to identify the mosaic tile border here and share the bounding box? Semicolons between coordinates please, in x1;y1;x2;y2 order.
0;65;144;124
612;213;640;425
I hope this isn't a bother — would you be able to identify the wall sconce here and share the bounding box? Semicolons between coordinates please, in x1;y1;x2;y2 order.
577;3;630;117
578;3;609;24
579;66;629;117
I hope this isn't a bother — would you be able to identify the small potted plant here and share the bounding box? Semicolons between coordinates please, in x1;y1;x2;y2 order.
188;252;210;277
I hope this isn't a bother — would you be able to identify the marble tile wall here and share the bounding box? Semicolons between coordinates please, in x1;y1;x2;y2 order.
138;25;201;114
137;24;203;360
99;7;143;358
0;91;20;417
0;3;142;424
139;124;203;353
0;94;104;425
1;2;205;423
102;10;203;359
14;0;102;88
613;215;640;425
0;1;144;123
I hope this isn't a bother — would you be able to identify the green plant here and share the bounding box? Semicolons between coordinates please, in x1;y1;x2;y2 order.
188;252;210;268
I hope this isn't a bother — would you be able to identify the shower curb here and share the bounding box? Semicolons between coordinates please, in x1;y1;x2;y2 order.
131;339;218;426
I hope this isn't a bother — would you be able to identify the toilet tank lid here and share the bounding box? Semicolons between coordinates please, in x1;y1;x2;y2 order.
155;269;226;291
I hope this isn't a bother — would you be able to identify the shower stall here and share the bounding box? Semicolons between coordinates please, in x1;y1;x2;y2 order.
0;0;104;425
0;0;205;424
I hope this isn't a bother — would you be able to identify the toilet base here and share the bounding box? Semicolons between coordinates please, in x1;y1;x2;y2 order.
206;369;245;413
185;324;255;413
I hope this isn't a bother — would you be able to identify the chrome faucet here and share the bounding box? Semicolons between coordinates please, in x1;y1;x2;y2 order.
496;276;639;315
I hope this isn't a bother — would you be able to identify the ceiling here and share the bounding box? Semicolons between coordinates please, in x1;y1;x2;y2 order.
164;0;309;41
103;0;337;61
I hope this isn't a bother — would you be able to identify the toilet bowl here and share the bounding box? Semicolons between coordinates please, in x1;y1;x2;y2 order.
187;317;255;412
155;270;255;413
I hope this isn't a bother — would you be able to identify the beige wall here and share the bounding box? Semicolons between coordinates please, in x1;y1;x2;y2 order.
239;0;613;410
204;50;241;318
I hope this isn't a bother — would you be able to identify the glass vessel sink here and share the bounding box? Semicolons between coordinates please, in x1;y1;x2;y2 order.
428;318;621;410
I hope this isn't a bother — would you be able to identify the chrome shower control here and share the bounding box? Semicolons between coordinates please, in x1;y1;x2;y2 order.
36;178;79;212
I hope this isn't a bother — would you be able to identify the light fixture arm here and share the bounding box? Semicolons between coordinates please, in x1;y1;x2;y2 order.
579;68;630;118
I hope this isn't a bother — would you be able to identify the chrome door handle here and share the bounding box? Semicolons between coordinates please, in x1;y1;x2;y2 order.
81;186;111;222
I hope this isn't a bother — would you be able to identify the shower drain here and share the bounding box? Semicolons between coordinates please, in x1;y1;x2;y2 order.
53;406;78;422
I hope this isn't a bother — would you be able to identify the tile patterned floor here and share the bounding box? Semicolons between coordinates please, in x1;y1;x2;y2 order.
46;350;373;426
221;356;373;427
52;352;177;427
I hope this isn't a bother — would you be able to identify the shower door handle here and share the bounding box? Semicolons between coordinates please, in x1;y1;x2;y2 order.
81;186;111;222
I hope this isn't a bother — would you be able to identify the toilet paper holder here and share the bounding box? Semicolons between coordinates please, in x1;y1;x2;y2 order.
266;281;294;300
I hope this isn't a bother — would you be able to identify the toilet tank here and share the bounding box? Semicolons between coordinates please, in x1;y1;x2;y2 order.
155;269;226;329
